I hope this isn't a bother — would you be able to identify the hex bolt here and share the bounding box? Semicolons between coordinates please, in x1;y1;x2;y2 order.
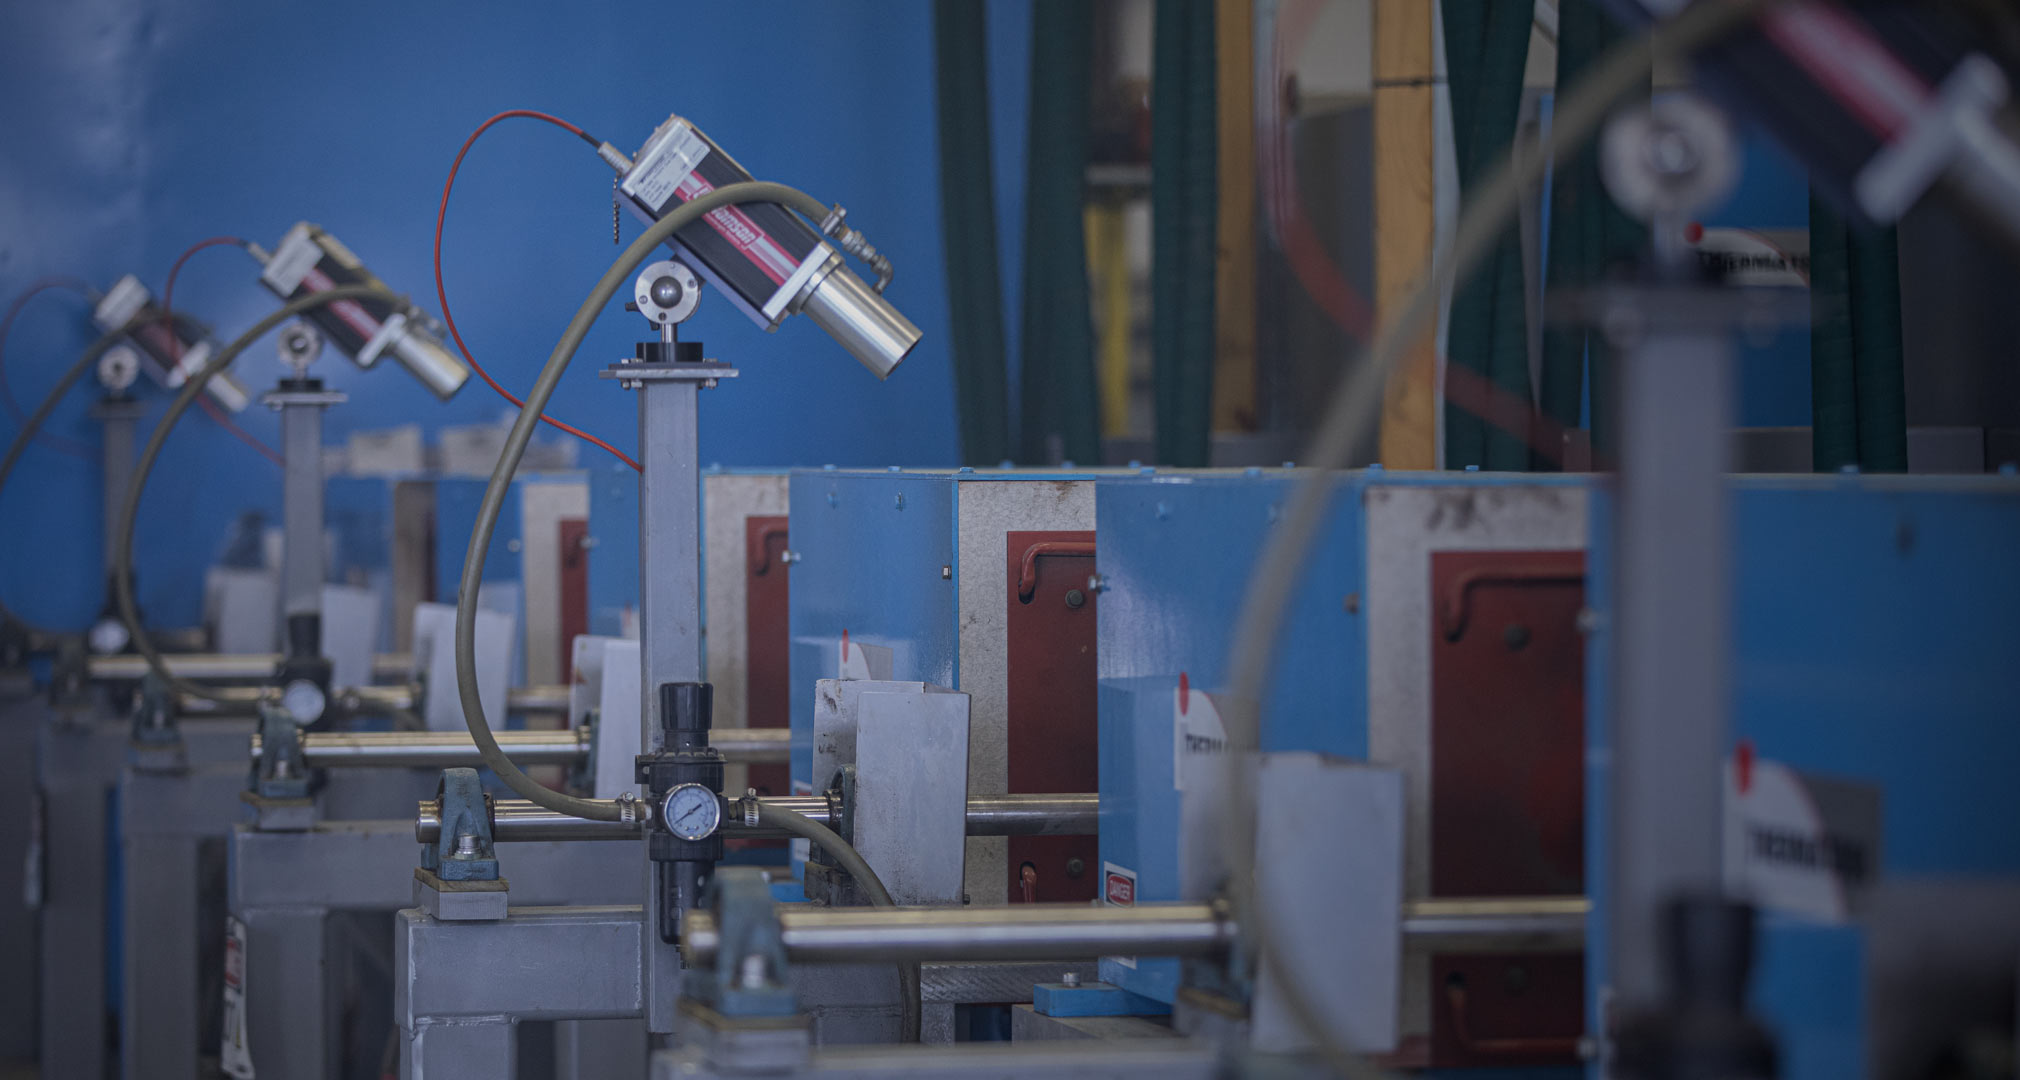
1061;971;1081;987
455;832;479;857
1064;589;1086;609
739;952;769;990
1065;857;1085;878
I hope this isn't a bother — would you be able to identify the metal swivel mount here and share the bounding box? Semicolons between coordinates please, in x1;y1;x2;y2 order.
414;767;507;921
264;321;344;725
637;682;726;943
242;703;319;831
676;866;809;1072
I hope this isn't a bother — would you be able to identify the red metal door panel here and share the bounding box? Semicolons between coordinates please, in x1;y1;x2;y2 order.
1428;549;1586;1066
744;516;791;800
558;518;589;686
1004;531;1099;903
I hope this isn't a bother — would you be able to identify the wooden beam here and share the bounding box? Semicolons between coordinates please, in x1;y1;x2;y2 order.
1213;0;1257;432
1373;0;1439;469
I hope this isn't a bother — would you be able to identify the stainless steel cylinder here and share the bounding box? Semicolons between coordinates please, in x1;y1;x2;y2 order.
1399;896;1588;952
682;902;1232;966
89;652;414;682
387;323;470;400
798;264;920;380
260;728;587;769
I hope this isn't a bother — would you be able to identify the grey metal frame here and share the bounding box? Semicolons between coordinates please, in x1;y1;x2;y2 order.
232;824;648;1078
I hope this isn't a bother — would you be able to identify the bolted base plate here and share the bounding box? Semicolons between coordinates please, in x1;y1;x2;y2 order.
241;790;316;832
414;867;510;921
677;998;810;1075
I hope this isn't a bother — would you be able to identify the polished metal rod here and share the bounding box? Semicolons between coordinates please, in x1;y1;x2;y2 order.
680;896;1586;966
260;729;588;768
180;683;573;717
683;902;1232;965
416;791;1093;843
255;724;789;768
90;652;412;681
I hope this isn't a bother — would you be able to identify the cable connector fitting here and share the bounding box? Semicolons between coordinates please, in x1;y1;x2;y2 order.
598;141;634;175
819;204;894;294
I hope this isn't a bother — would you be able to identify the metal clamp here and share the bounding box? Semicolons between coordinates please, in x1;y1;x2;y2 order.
422;767;499;882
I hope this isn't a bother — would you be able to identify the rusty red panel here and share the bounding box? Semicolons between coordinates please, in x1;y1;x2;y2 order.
1005;530;1098;903
1430;954;1585;1067
1428;548;1585;1066
558;518;589;686
743;515;791;800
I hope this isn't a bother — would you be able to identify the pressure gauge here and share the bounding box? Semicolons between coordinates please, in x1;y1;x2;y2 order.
280;679;327;725
87;616;130;656
660;783;722;841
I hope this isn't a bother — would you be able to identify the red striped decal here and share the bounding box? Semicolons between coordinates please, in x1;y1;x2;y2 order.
674;172;796;287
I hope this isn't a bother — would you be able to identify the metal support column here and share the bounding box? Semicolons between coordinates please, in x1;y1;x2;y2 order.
1608;299;1733;1004
276;386;341;632
240;906;334;1077
96;398;143;578
614;358;736;1033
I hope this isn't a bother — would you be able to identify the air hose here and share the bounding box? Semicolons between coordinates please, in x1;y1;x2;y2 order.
112;285;405;702
451;182;829;821
1214;3;1782;1075
755;800;920;1042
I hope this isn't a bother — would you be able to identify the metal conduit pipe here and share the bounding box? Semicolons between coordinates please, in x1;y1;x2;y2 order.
197;684;572;717
683;902;1235;965
89;652;414;681
680;896;1588;966
260;725;792;768
414;792;1098;844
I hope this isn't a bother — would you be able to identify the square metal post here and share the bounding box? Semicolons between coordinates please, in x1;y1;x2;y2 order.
241;906;333;1077
1608;312;1734;1004
611;360;737;1033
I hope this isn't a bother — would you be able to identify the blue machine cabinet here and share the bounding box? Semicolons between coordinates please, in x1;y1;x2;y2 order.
1585;475;2020;1080
1095;469;1591;1067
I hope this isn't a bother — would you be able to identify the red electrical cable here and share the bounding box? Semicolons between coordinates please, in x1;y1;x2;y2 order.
0;277;100;459
436;110;642;471
160;236;285;467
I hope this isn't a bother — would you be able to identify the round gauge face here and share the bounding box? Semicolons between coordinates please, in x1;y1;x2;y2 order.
87;617;130;655
280;679;327;725
661;783;723;841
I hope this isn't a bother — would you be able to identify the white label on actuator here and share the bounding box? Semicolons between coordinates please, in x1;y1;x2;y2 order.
260;224;323;295
620;119;711;215
220;915;254;1077
94;275;149;332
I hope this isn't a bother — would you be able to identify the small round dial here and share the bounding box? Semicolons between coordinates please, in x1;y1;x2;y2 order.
280;679;326;725
87;617;130;655
661;783;722;841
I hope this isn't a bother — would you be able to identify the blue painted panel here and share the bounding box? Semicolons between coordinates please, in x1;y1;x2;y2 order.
1094;472;1368;758
587;459;639;639
0;0;981;633
786;470;959;789
1097;677;1184;1004
1032;981;1171;1018
1753;919;1865;1080
1585;476;2020;1074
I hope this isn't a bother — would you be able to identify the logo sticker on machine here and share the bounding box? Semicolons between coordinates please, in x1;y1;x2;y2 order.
1102;862;1138;968
1722;742;1882;923
1172;676;1228;792
620;118;712;214
220;915;254;1077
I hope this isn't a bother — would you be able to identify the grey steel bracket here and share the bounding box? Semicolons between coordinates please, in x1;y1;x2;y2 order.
689;867;798;1019
128;672;188;772
414;768;508;920
599;360;741;391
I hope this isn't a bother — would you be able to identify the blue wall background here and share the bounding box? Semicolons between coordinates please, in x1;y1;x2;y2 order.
0;0;1034;632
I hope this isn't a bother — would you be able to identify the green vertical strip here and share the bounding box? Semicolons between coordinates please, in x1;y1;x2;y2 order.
1539;0;1645;465
934;1;1011;466
1849;225;1907;471
1809;195;1858;472
1018;0;1101;466
1151;0;1217;468
1442;0;1535;470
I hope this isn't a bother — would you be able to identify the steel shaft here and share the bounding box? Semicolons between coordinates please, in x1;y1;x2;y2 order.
414;791;1096;843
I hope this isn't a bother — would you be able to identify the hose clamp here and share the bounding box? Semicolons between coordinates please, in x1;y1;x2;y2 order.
743;788;761;827
615;791;640;826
